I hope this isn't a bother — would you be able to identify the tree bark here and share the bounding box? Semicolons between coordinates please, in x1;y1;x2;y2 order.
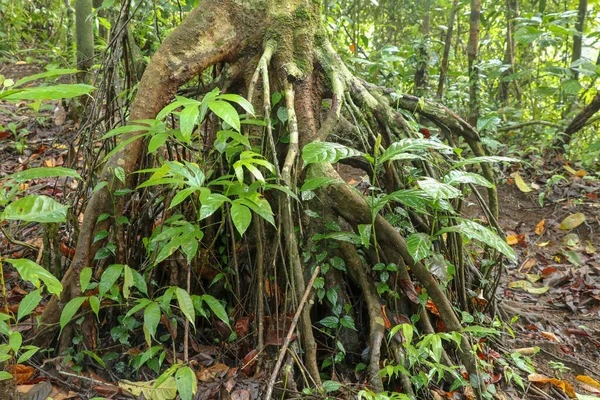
572;0;588;81
499;0;521;105
467;0;481;127
75;0;94;83
437;0;458;99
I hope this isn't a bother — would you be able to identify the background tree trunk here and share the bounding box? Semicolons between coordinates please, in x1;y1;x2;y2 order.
467;0;481;127
75;0;94;84
437;0;458;99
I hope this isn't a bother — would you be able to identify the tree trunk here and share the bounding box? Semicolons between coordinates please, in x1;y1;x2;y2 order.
37;0;497;396
572;0;588;81
75;0;94;83
467;0;481;127
414;0;431;96
499;0;521;105
437;0;458;99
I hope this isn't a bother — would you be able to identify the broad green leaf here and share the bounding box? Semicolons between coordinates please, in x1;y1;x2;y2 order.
123;265;134;299
406;233;433;263
562;79;582;95
144;302;161;339
322;380;343;393
9;331;22;353
80;267;93;292
201;295;230;328
319;316;339;328
148;133;169;153
17;346;39;364
199;193;230;220
430;334;442;363
312;231;362;245
179;105;199;143
230;202;252;235
13;69;79;87
0;372;12;381
418;177;461;200
208;100;240;132
60;297;87;333
101;124;150;140
358;224;372;248
1;195;69;223
384;189;433;213
89;296;100;318
3;167;81;182
437;220;516;261
175;366;198;400
238;197;275;227
3;84;95;100
99;264;125;297
379;138;453;164
302;142;363;166
452;156;519;169
515;26;544;44
4;259;62;296
216;94;255;116
175;287;195;327
17;289;42;321
301;177;345;191
443;171;493;188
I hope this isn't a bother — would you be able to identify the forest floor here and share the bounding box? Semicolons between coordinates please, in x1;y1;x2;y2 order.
1;62;600;399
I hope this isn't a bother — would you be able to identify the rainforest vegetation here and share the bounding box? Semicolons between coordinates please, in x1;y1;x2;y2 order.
0;0;599;399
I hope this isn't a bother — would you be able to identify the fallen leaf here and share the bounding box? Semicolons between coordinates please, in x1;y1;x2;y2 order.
535;219;546;235
9;364;35;384
559;213;586;230
514;172;533;193
119;377;177;400
508;280;550;294
528;373;576;398
576;376;600;391
526;274;541;283
575;169;587;177
519;258;537;273
381;305;391;329
507;235;519;245
240;349;258;377
541;331;561;342
584;241;597;255
564;164;578;175
17;381;53;399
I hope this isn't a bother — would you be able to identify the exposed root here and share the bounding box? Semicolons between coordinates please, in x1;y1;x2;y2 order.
309;162;485;397
280;81;321;385
339;242;385;392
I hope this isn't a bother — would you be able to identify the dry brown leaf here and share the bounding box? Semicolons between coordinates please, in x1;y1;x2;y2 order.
528;373;576;398
535;219;546;235
541;331;561;342
518;258;536;273
9;364;35;384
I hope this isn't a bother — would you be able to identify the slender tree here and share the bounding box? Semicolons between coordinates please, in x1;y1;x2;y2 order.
437;0;458;99
75;0;94;83
467;0;481;126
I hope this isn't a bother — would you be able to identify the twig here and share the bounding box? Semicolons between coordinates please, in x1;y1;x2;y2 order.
263;266;320;400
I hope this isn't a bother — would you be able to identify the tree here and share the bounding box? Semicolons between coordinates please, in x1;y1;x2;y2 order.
36;0;508;397
75;0;94;83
